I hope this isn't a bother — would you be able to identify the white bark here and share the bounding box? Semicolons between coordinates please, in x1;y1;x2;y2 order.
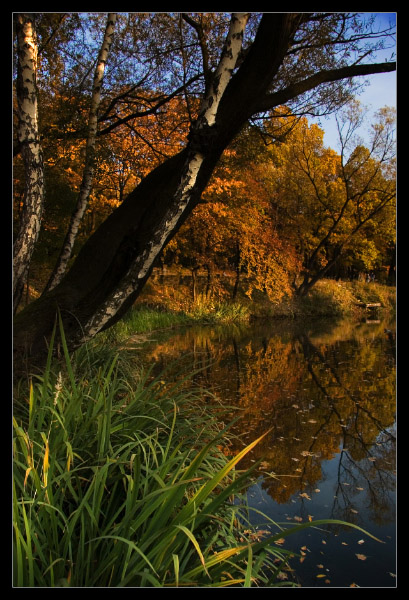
45;13;117;292
13;14;44;312
198;13;249;127
80;14;249;341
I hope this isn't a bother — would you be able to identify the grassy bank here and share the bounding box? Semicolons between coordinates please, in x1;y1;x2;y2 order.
13;318;380;588
99;278;395;347
13;334;286;587
262;279;396;319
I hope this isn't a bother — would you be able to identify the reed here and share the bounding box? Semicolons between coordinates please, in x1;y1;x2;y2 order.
13;315;381;587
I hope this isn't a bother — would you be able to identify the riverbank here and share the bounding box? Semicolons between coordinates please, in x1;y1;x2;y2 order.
99;278;395;346
15;320;364;588
13;280;392;587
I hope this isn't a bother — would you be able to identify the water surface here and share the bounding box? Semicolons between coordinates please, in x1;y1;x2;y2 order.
129;316;396;587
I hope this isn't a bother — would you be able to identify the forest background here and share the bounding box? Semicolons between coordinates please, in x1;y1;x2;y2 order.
13;12;396;367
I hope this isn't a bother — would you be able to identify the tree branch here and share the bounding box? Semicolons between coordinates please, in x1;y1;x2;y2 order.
97;73;202;136
254;61;396;114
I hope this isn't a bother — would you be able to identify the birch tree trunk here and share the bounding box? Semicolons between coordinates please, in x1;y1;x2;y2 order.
13;14;44;314
44;13;117;293
79;13;249;343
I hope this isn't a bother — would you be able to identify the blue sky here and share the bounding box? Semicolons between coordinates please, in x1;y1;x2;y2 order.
310;13;396;151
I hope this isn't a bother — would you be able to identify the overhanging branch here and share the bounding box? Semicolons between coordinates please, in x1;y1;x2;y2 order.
254;61;396;114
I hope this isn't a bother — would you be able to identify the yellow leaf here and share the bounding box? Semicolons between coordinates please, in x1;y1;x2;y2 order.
316;574;326;578
356;554;367;560
23;467;32;488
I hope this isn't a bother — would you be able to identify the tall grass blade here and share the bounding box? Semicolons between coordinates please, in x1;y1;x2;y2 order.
57;309;76;392
175;525;210;578
244;543;253;587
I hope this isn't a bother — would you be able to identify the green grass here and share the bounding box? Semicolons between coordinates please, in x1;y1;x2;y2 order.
13;315;383;587
100;300;251;346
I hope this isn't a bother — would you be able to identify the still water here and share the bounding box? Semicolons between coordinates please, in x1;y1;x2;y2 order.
128;315;396;588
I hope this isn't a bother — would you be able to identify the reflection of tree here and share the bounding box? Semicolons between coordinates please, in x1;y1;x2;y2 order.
291;332;396;525
137;318;395;520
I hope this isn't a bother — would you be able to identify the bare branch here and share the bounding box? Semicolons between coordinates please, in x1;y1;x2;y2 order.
255;61;396;115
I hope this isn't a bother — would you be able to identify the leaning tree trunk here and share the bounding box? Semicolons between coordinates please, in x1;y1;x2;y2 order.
13;14;44;314
44;13;117;293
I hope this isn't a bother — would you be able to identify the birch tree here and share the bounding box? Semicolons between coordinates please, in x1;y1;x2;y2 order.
13;13;396;371
13;14;44;314
81;13;250;340
44;13;117;293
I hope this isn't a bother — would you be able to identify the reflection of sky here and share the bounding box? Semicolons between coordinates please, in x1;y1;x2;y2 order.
245;440;396;587
309;13;396;151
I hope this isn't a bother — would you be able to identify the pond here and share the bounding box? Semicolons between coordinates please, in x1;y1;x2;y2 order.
127;315;396;588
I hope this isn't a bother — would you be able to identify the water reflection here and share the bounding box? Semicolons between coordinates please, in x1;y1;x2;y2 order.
130;316;396;533
127;316;396;585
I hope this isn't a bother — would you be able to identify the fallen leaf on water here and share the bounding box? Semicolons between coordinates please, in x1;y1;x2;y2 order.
357;540;365;545
317;564;324;569
293;516;303;522
275;538;285;545
350;509;358;514
291;457;300;462
350;583;360;587
325;579;331;584
316;574;326;578
308;515;313;522
389;572;396;578
368;457;376;462
314;488;320;493
341;542;348;546
356;554;367;560
356;487;364;491
308;419;318;423
299;492;311;500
